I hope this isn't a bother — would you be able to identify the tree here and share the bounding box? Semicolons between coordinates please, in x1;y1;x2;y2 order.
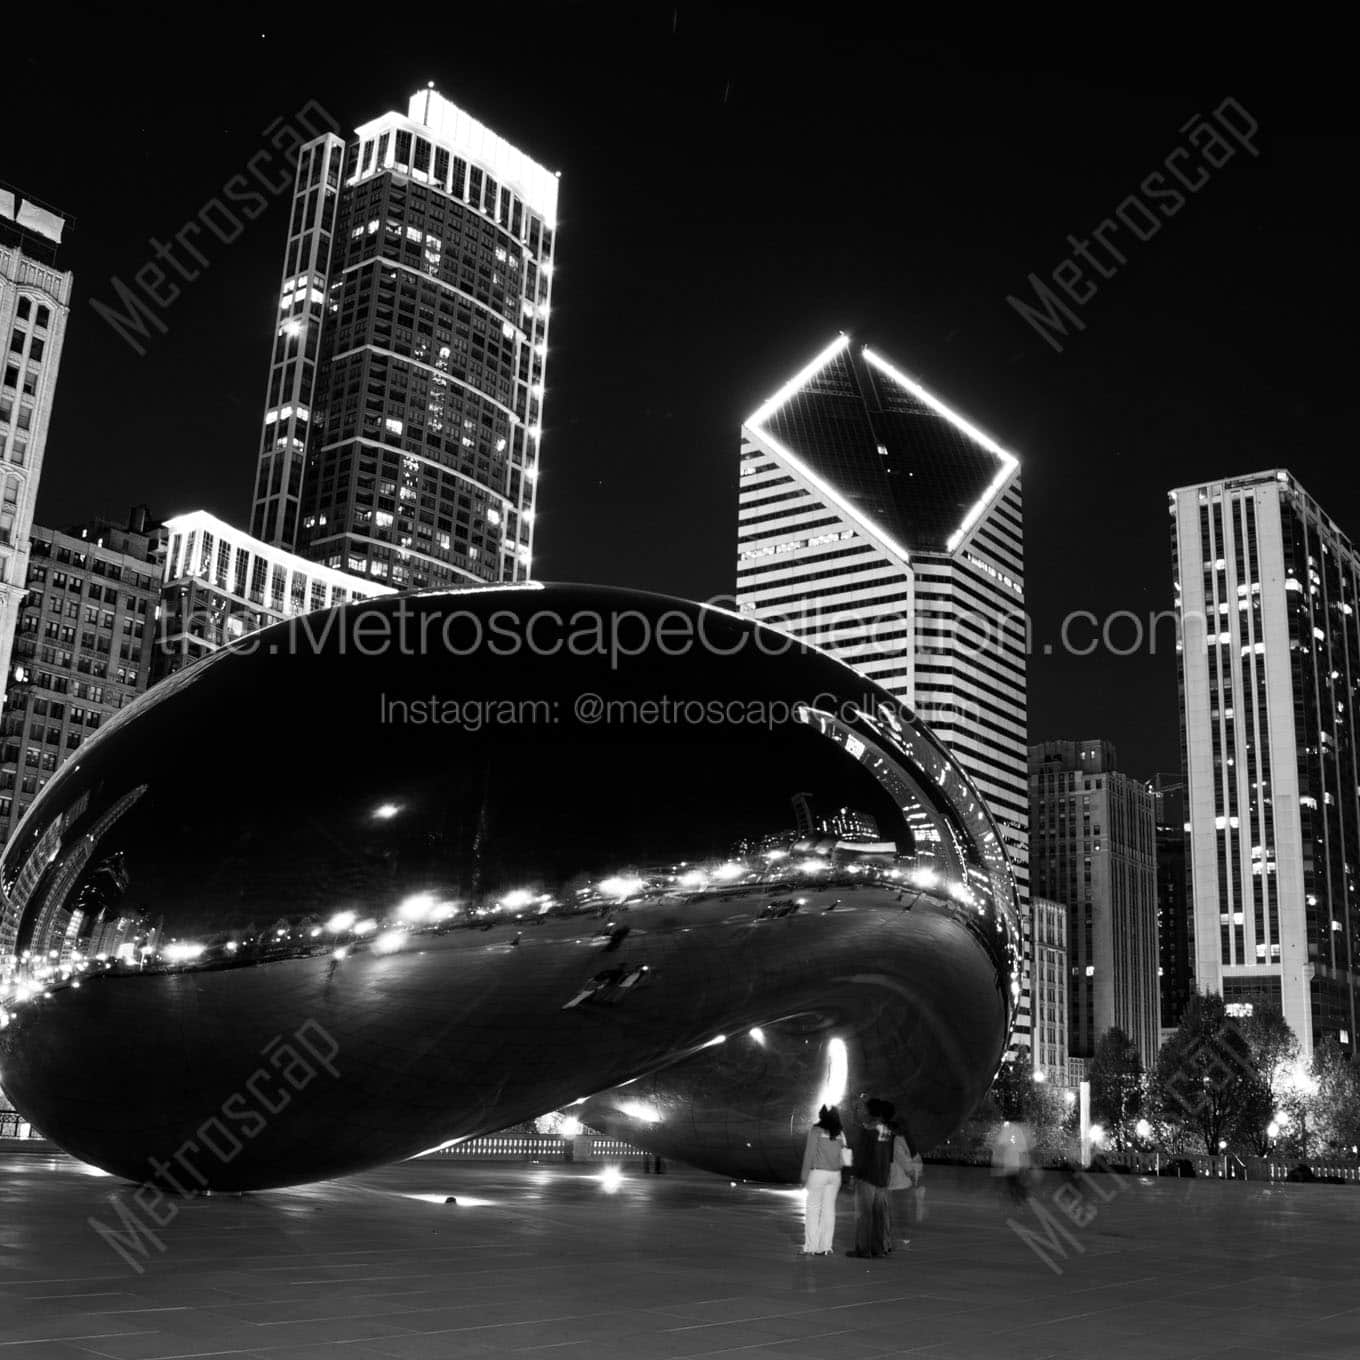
1239;1003;1300;1155
990;1045;1035;1121
1311;1039;1360;1157
1153;992;1266;1155
1087;1028;1144;1149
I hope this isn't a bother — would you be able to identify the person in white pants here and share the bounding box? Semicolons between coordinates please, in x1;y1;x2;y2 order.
801;1105;848;1255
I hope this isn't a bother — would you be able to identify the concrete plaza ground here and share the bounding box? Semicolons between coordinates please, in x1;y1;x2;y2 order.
1;1150;1357;1359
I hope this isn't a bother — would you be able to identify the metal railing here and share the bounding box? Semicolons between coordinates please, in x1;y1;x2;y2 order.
417;1133;651;1163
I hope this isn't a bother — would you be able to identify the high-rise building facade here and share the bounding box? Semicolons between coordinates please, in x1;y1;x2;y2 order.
1025;895;1069;1085
734;335;1027;896
1029;740;1159;1066
156;511;392;679
250;88;556;591
0;510;162;846
1150;771;1192;1035
0;189;72;712
1171;469;1360;1058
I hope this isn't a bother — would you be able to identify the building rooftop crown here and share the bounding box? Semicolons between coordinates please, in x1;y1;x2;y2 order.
743;334;1020;558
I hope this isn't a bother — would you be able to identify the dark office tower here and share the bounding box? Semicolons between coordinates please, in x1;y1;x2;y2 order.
1150;772;1191;1035
0;509;162;849
250;88;557;589
1029;740;1159;1067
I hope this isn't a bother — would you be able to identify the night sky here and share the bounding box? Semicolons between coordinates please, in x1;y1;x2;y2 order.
6;7;1356;778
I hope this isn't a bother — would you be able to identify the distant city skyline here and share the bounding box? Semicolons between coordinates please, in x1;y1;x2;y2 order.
5;17;1356;780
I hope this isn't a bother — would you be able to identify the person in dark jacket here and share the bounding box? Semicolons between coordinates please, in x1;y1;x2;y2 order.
846;1097;895;1258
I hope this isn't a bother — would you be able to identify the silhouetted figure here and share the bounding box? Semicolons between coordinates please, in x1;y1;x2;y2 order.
846;1097;894;1258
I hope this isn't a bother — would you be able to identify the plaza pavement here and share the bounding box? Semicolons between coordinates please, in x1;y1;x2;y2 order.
1;1151;1357;1359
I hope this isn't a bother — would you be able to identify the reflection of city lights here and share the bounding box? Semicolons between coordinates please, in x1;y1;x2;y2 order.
817;1036;848;1107
617;1100;662;1124
373;930;405;955
398;893;435;921
599;876;645;899
327;911;356;933
599;1166;623;1193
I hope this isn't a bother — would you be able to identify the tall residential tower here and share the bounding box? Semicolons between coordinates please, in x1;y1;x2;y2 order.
250;88;556;589
735;336;1027;898
1171;469;1360;1058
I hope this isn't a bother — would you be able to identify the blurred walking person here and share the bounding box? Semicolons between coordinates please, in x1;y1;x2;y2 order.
800;1105;847;1255
886;1117;922;1250
990;1119;1033;1203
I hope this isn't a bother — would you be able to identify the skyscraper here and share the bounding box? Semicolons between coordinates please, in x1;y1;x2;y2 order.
1149;771;1192;1035
1171;469;1360;1058
1029;740;1159;1067
250;88;556;589
156;510;391;680
735;335;1027;899
0;509;160;857
1025;896;1069;1085
0;187;72;711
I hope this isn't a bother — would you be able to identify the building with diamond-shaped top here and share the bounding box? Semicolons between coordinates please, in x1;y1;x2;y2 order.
735;334;1027;915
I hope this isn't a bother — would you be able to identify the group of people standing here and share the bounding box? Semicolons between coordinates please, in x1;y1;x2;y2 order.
799;1095;923;1257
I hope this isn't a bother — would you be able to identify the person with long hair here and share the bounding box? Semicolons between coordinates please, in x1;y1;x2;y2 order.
800;1104;847;1255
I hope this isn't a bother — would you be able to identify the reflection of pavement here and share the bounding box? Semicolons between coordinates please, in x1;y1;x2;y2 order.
3;1153;1358;1356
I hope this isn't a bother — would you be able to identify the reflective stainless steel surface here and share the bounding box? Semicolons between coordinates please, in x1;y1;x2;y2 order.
0;584;1019;1189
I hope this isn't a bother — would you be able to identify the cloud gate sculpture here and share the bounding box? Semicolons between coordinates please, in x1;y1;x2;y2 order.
0;584;1019;1190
